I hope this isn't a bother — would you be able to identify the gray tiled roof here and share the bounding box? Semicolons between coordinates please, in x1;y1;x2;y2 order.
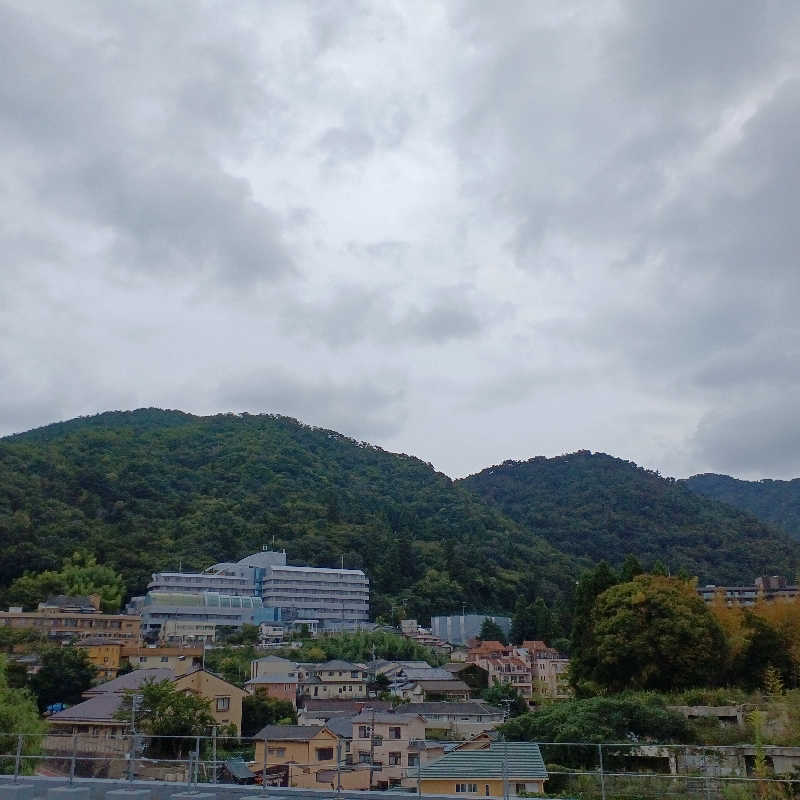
411;702;503;716
419;742;547;780
48;693;123;723
324;716;356;738
85;668;174;694
253;725;327;741
400;668;456;680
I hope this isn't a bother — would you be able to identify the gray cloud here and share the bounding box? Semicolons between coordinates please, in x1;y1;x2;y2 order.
4;0;800;480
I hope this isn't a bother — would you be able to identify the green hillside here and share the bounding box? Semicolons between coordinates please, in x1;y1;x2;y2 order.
0;409;577;621
459;451;799;584
685;473;800;542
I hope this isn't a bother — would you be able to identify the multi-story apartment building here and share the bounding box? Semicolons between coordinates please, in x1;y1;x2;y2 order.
0;596;140;642
261;565;369;627
522;641;571;699
120;644;203;676
468;641;534;701
697;575;799;606
135;549;370;631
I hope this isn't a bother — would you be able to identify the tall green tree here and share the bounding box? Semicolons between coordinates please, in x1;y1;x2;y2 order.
482;682;528;717
587;575;727;693
117;680;215;757
242;695;297;737
479;618;508;644
0;660;45;774
30;647;96;712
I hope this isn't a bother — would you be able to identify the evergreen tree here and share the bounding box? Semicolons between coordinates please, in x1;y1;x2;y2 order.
479;617;508;644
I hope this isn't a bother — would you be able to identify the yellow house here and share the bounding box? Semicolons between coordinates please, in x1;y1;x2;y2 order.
419;741;547;797
121;645;203;676
172;670;245;735
77;639;124;681
252;725;341;788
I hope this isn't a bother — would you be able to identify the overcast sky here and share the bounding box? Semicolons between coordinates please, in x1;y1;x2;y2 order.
3;1;800;480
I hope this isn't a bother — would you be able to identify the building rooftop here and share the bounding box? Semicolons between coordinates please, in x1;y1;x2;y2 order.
40;595;99;612
411;702;503;716
351;711;426;724
419;742;547;780
48;692;123;723
315;660;362;671
85;668;175;694
245;673;298;685
253;724;329;741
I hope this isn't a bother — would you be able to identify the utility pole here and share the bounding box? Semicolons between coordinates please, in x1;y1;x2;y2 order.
368;707;376;790
499;699;512;800
336;740;342;793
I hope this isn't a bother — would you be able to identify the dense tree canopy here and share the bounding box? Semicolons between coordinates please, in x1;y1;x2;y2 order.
461;452;798;583
573;575;727;694
0;657;46;774
6;552;125;611
242;696;297;737
29;647;96;712
479;618;507;644
0;409;578;622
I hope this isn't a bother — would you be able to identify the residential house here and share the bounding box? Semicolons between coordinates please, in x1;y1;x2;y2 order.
411;702;505;739
298;660;368;700
252;725;341;788
76;638;124;681
47;667;244;753
350;711;429;789
245;672;299;707
0;596;140;643
443;662;489;693
418;741;547;797
172;670;245;735
391;667;471;703
297;699;392;726
120;644;203;676
251;655;298;680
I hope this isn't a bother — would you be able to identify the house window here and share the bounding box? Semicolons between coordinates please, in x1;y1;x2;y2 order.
408;753;419;767
455;784;477;793
515;785;527;794
160;656;169;662
139;656;147;663
351;671;360;678
216;697;230;712
388;752;401;766
268;747;286;757
359;726;370;739
316;747;334;761
358;752;371;764
388;726;401;740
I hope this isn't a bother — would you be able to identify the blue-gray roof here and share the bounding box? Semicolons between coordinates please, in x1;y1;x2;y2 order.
419;742;547;780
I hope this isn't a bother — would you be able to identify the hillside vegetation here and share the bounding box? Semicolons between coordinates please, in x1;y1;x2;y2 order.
2;412;797;623
0;409;576;620
459;451;798;584
685;473;800;542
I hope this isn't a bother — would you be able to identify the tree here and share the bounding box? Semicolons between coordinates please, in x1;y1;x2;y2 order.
482;682;528;717
619;554;644;582
586;575;727;693
29;647;96;712
6;552;125;612
479;618;507;645
117;680;215;757
242;695;297;737
0;657;46;774
502;695;691;748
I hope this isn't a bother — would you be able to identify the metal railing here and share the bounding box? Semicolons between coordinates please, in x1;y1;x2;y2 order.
2;733;800;797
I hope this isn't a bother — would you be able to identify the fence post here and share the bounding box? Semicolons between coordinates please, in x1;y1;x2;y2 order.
186;746;193;787
212;727;217;784
262;737;268;793
69;734;77;786
13;734;22;782
127;733;135;782
194;736;200;785
597;743;606;800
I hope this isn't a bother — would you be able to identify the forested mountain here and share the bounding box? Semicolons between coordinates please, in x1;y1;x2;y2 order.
0;409;578;621
459;451;799;584
685;473;800;541
2;412;797;625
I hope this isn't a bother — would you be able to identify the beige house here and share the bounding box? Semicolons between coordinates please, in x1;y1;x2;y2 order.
298;660;368;700
121;645;203;676
252;725;341;788
173;670;245;734
350;711;430;788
